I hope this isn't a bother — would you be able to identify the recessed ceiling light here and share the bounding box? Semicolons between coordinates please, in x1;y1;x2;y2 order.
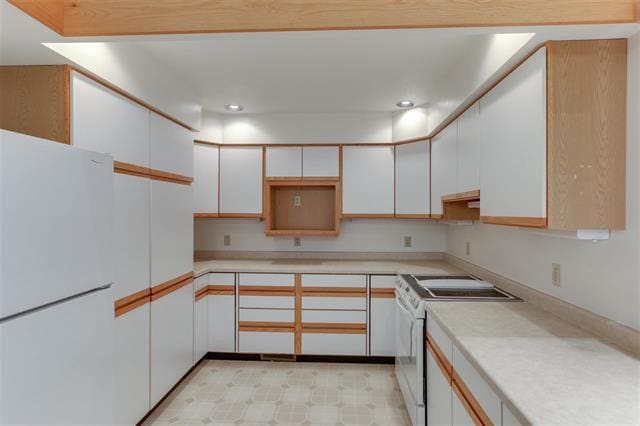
396;100;415;108
225;104;244;112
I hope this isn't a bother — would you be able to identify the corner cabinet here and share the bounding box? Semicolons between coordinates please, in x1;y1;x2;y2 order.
395;141;430;218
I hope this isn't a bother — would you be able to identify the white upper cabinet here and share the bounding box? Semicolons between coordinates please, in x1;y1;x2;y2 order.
395;141;430;216
302;146;340;177
480;48;547;220
265;146;302;177
71;71;149;166
149;112;194;177
457;102;481;193
342;145;395;215
219;146;263;215
193;143;219;214
431;123;458;216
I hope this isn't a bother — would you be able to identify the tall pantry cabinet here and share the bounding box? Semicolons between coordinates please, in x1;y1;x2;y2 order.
71;71;195;422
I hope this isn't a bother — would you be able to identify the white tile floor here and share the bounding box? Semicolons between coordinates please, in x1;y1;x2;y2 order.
144;360;411;425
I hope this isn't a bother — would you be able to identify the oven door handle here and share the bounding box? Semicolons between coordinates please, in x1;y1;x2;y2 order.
395;296;414;355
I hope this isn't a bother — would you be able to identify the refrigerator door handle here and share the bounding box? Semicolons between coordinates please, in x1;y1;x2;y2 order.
0;284;113;324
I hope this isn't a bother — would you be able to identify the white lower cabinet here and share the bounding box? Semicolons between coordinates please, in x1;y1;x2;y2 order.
239;331;294;353
301;333;366;355
426;349;452;426
208;294;236;352
370;275;396;356
194;297;208;362
150;282;194;406
114;306;150;425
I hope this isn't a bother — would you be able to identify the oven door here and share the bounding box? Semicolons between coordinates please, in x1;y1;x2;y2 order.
395;295;424;423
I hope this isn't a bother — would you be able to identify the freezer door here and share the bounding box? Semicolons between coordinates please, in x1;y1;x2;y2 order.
0;130;114;318
0;286;114;424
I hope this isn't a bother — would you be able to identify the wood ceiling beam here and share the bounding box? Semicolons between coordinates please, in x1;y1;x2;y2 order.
8;0;640;37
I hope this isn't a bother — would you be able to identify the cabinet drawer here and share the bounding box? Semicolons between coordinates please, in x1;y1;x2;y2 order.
239;296;294;309
239;308;295;323
302;310;366;324
453;346;501;425
370;275;397;288
301;274;366;288
208;294;235;352
302;296;365;310
301;333;366;355
239;273;295;286
208;273;235;286
239;331;294;354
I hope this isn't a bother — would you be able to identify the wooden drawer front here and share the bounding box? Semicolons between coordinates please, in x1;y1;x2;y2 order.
427;310;453;362
302;310;366;324
302;296;365;310
239;296;294;309
239;308;295;323
239;273;295;286
239;331;294;354
302;333;366;355
452;346;501;425
301;274;366;288
208;272;235;286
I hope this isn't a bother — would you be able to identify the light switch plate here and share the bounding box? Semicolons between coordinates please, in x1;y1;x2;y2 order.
294;237;301;247
404;236;412;248
224;235;231;246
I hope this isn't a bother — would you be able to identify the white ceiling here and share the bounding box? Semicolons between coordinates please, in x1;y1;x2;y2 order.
133;31;499;113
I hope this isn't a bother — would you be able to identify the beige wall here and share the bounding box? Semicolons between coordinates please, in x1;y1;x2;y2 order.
446;34;640;331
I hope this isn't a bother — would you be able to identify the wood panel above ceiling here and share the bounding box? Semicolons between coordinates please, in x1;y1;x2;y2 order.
7;0;640;36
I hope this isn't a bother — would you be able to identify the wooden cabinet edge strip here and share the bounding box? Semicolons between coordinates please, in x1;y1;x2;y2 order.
114;287;151;317
114;161;193;185
370;288;396;298
480;216;547;228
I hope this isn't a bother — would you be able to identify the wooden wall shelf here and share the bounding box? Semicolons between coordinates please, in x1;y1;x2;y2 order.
442;190;480;221
264;179;340;237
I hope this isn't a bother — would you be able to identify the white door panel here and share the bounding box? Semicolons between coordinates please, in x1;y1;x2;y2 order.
302;146;340;177
240;308;295;322
370;298;395;356
301;274;366;287
302;297;365;310
71;71;149;166
239;273;295;286
114;174;150;300
193;144;219;214
195;298;209;361
114;305;150;425
150;112;193;177
208;295;236;352
342;146;395;214
301;310;366;323
219;147;263;214
431;123;458;216
395;141;430;215
480;48;547;219
302;333;366;355
240;296;295;309
239;331;294;353
150;181;193;285
457;102;481;193
266;146;302;177
150;283;194;406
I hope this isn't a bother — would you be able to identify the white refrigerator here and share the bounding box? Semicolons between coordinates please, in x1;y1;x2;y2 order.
0;130;115;424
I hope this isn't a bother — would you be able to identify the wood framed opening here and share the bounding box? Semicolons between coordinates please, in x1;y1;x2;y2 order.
264;179;340;237
442;190;480;221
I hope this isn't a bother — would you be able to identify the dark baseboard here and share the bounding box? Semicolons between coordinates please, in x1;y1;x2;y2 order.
205;351;395;364
136;354;208;426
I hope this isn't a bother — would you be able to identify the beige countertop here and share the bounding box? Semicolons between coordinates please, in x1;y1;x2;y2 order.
425;301;640;425
193;258;461;277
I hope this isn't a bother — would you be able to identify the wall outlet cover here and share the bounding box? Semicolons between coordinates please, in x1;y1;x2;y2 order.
552;263;561;287
294;237;301;247
404;236;412;248
465;241;471;256
224;235;231;246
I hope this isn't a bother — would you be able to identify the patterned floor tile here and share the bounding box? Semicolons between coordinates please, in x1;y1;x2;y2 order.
144;361;410;425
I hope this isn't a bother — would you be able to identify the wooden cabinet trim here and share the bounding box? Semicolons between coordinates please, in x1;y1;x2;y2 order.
194;213;220;218
114;287;151;317
452;379;485;426
301;287;366;297
206;284;236;296
239;286;296;296
371;288;395;298
480;216;547;228
195;287;209;301
239;321;295;333
150;272;194;302
114;160;193;185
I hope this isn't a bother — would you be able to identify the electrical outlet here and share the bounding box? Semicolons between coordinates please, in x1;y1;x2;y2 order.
552;263;561;287
224;235;231;246
404;236;412;248
294;237;301;247
465;241;471;256
294;195;301;207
